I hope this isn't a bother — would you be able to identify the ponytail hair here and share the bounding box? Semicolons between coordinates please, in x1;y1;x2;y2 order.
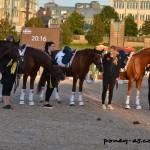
44;41;55;52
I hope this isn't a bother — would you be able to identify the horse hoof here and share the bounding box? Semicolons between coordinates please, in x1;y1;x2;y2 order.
19;101;25;105
29;101;35;106
136;105;142;110
57;100;62;104
69;101;75;106
125;104;130;109
79;101;84;106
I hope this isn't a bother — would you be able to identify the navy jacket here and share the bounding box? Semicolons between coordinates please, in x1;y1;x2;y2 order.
103;53;121;78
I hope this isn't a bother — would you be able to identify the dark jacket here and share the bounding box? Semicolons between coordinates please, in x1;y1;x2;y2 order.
43;51;57;76
103;53;121;78
0;55;11;71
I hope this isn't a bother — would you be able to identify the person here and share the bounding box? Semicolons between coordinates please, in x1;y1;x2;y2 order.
42;41;58;108
0;35;17;109
101;45;121;110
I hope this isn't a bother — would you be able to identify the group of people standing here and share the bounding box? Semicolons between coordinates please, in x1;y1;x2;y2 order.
0;35;149;110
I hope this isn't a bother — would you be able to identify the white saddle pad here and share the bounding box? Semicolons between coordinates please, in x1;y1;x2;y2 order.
55;51;69;67
19;44;29;56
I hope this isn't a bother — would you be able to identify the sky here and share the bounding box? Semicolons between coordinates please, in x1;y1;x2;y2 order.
39;0;110;7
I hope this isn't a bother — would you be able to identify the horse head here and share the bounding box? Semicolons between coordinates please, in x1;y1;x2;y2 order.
51;65;65;81
0;41;20;61
93;49;104;72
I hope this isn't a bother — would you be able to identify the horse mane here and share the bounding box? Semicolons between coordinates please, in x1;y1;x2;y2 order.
0;40;12;47
26;47;50;58
77;48;94;54
134;47;150;55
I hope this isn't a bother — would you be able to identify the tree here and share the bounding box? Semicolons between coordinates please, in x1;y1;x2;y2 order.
67;11;85;35
100;6;119;34
25;17;45;28
142;20;150;35
86;14;104;45
125;14;138;36
0;14;18;40
61;20;73;45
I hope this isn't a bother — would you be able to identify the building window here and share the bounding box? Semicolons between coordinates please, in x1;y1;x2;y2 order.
140;14;145;20
51;10;56;15
127;2;129;9
61;10;67;15
135;2;138;9
43;11;46;15
140;2;143;9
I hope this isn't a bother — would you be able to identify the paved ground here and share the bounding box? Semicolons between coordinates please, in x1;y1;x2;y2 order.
0;76;150;150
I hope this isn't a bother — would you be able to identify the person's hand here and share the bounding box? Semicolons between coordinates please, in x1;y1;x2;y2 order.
115;78;119;81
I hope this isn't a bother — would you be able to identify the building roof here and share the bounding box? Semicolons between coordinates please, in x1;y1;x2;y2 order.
77;8;101;18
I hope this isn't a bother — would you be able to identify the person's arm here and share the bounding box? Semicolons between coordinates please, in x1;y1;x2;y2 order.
116;55;122;78
102;54;107;69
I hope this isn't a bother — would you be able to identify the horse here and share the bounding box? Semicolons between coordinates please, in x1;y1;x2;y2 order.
0;40;20;60
18;46;65;106
37;48;103;106
120;47;150;109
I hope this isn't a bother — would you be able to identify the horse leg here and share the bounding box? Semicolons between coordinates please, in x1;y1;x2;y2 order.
19;74;28;105
125;79;134;109
28;74;37;106
39;86;45;102
78;78;84;106
54;86;61;102
69;77;77;106
135;79;142;109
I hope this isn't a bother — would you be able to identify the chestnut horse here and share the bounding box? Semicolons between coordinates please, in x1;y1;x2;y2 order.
121;47;150;109
19;46;65;106
37;49;103;106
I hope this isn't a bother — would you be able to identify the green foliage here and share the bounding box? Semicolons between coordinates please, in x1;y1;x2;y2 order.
68;11;85;35
61;20;73;45
142;20;150;35
99;6;119;34
86;14;104;46
0;14;18;40
25;17;45;28
62;43;94;50
125;14;138;36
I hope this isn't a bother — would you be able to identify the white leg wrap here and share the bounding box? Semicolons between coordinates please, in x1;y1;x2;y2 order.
125;96;130;109
29;89;34;106
69;92;75;106
39;87;45;101
54;87;60;101
78;92;84;106
19;89;26;105
136;90;141;109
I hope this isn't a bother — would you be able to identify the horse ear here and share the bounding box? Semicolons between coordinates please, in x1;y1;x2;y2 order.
94;49;104;55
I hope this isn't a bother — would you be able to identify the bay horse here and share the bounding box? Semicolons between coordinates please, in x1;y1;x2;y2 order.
0;40;20;100
0;40;20;60
37;49;103;106
18;46;65;106
121;47;150;109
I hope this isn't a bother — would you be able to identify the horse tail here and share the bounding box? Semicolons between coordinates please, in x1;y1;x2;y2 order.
37;71;46;94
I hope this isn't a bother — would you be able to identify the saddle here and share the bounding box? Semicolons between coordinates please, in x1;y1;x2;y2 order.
62;46;73;65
